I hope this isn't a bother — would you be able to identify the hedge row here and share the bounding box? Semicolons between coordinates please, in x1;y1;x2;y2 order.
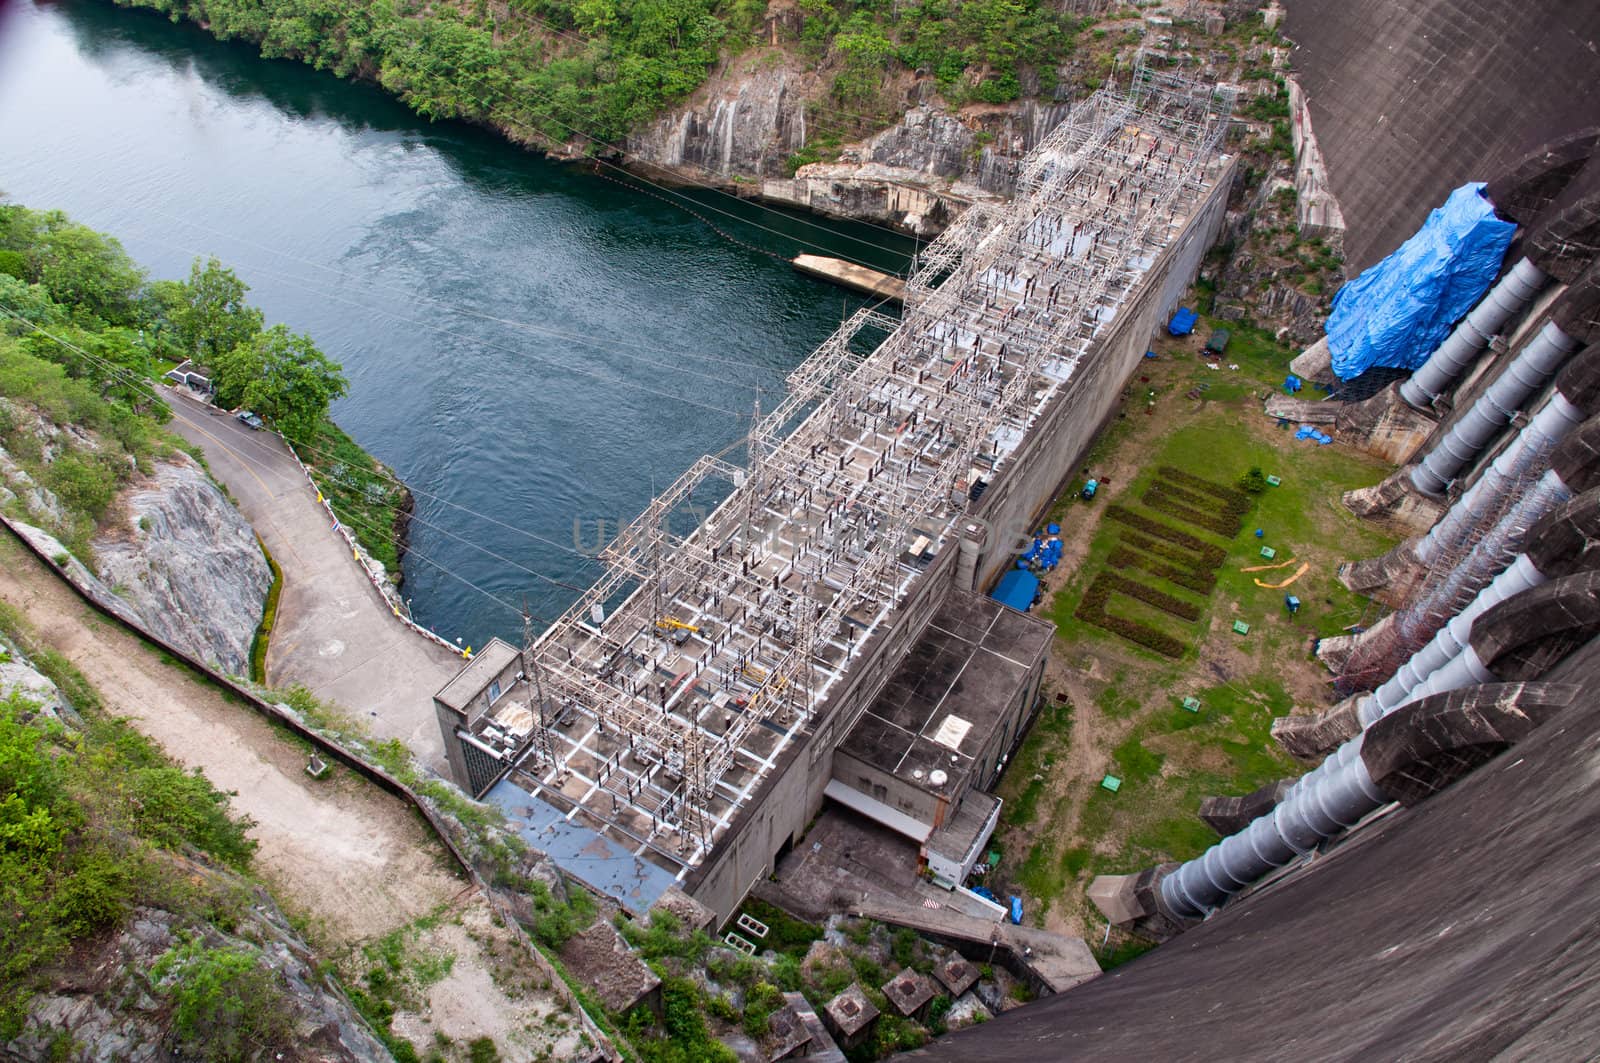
1107;545;1217;595
1107;508;1229;567
1120;529;1225;575
1151;478;1252;525
1141;486;1242;539
1157;466;1253;509
1101;571;1202;621
1075;574;1186;658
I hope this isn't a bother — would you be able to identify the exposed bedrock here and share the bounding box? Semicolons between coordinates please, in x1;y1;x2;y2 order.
625;57;1070;233
90;457;271;676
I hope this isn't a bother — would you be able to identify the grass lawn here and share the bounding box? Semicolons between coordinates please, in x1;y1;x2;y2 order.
988;302;1400;955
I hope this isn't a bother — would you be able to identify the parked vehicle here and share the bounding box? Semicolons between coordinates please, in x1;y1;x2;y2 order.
236;410;265;430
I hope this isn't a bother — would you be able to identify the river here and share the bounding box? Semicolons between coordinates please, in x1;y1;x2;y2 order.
0;0;914;645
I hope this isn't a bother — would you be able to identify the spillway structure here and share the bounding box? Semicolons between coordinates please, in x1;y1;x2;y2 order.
434;63;1236;921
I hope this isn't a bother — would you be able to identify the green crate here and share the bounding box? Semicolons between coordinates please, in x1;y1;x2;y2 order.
1232;620;1251;636
1100;774;1123;793
1265;475;1282;486
1259;546;1277;560
1181;697;1201;713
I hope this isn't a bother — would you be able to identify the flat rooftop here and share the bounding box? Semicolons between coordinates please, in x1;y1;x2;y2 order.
839;590;1052;801
435;637;519;712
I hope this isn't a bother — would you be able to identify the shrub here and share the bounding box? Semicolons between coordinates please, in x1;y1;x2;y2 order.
1238;466;1269;494
151;937;294;1061
249;540;282;683
1107;546;1216;595
1118;530;1223;579
1141;485;1242;539
1075;575;1186;658
1105;506;1227;567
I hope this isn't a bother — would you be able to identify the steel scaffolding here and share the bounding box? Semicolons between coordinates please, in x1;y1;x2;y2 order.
503;63;1235;878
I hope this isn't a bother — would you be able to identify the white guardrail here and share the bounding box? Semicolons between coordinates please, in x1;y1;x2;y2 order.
278;435;469;658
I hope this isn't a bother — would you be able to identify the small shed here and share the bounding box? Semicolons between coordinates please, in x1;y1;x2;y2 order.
882;968;936;1022
821;984;880;1051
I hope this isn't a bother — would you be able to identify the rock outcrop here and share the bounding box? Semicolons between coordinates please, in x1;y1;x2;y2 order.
92;456;272;676
625;52;1070;233
1;397;270;676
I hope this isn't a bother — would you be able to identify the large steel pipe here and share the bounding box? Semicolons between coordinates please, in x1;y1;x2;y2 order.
1399;257;1549;410
1411;321;1580;495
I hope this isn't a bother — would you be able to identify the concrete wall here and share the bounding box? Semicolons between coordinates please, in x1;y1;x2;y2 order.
1282;0;1600;269
970;158;1236;592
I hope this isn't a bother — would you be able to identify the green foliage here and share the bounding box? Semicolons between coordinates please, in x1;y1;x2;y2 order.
250;541;284;683
735;897;822;958
165;258;265;366
0;678;258;1039
0;206;144;326
1238;466;1268;494
151;935;294;1060
211;323;348;442
297;417;409;572
467;1037;503;1063
624;975;738;1063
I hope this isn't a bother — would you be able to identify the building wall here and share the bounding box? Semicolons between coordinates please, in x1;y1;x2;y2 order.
969;158;1236;592
686;545;960;921
684;165;1233;923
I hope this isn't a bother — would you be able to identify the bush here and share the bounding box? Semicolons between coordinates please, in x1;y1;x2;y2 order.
1107;545;1216;595
1075;574;1186;658
151;937;294;1061
1141;485;1243;539
249;541;283;683
1238;466;1269;494
1105;506;1227;566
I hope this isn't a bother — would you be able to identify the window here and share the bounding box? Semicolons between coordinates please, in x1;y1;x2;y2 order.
487;679;502;704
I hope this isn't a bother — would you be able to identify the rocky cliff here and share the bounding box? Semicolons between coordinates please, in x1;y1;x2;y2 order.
92;456;272;676
624;48;1072;234
0;399;270;676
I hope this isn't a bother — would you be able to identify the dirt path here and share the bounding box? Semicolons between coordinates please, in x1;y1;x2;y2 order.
0;533;584;1061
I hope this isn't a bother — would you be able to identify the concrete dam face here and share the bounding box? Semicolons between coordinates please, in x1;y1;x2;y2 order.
895;4;1600;1058
1282;0;1600;270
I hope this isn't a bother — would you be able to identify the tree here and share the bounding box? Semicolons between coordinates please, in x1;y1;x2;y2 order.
211;324;347;440
171;258;264;367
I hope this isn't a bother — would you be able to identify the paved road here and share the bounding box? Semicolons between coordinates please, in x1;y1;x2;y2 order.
163;388;458;772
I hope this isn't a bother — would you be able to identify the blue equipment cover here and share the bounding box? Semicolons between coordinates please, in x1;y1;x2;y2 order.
992;569;1039;612
1168;307;1199;336
1009;896;1023;924
1326;183;1515;380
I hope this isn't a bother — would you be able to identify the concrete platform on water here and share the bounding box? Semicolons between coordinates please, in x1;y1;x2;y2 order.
793;254;906;302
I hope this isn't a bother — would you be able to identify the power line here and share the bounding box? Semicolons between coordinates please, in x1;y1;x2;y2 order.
2;301;548;625
0;303;600;570
431;5;924;247
136;206;816;378
124;231;759;419
385;40;912;273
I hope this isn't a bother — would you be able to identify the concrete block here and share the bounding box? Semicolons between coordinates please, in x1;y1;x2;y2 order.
1271;696;1365;759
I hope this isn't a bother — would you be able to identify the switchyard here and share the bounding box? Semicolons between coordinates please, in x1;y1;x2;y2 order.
436;63;1237;920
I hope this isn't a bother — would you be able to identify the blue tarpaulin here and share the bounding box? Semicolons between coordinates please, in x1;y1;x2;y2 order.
992;569;1039;612
1168;307;1199;336
1326;183;1515;380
